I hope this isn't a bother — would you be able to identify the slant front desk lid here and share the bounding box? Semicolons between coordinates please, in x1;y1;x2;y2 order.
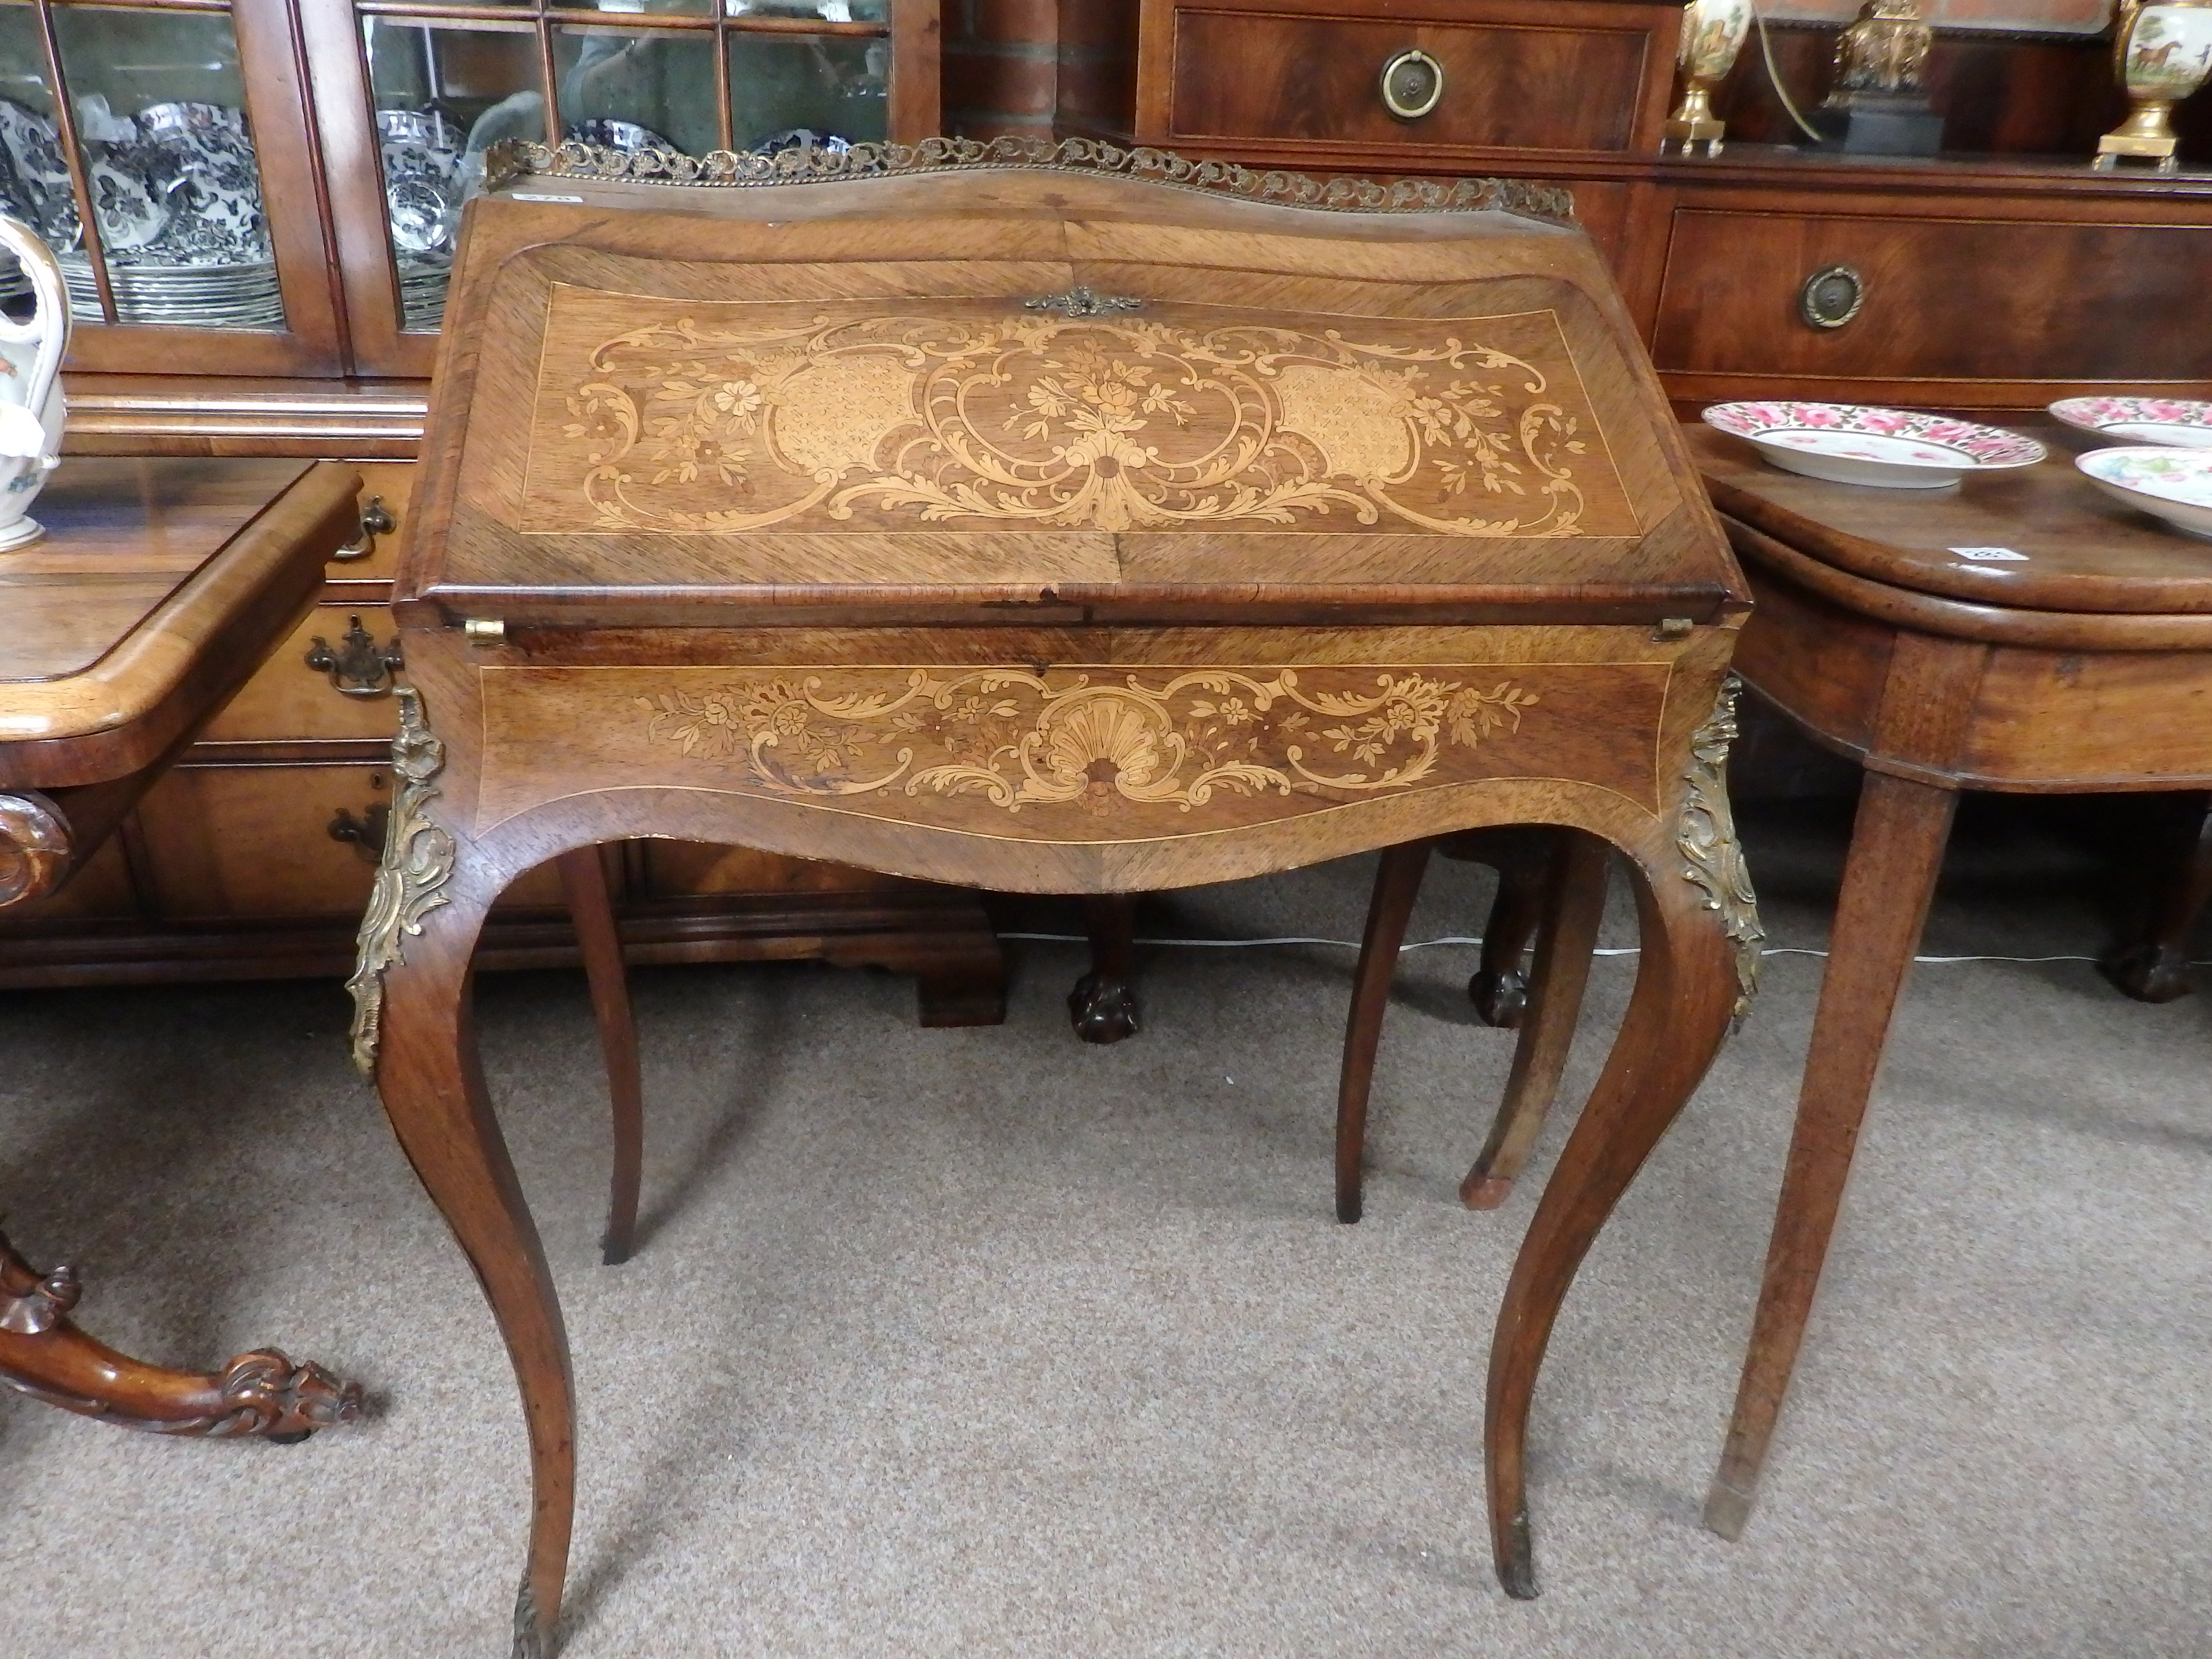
400;139;1743;630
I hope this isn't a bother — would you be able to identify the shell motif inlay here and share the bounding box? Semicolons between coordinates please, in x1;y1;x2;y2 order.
530;298;1622;538
637;667;1540;815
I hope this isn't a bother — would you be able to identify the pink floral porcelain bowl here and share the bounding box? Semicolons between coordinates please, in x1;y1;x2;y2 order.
2049;397;2212;450
2077;446;2212;541
1702;401;2047;489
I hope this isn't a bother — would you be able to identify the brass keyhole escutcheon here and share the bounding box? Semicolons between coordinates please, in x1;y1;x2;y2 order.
1800;265;1866;330
1379;48;1445;121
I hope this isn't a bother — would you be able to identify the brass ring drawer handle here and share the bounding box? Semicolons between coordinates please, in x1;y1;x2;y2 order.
1800;265;1866;330
1379;48;1445;121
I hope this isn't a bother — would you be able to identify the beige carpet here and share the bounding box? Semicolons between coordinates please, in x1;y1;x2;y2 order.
2;800;2208;1658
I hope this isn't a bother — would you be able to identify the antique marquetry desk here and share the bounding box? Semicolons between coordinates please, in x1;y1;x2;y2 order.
1;457;365;1437
1690;420;2212;1541
349;143;1762;1653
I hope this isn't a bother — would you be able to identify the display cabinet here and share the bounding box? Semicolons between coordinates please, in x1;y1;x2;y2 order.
0;0;993;1013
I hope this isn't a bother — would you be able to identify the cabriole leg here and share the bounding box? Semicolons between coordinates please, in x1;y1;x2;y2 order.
557;845;645;1266
1462;833;1610;1210
1334;840;1434;1225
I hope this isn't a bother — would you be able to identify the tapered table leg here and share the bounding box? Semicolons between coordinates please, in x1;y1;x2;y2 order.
557;845;644;1266
1334;840;1434;1224
1068;894;1140;1043
0;1226;362;1439
1462;832;1610;1210
1704;771;1957;1540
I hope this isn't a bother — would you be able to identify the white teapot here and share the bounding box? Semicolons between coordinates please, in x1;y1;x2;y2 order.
0;213;66;550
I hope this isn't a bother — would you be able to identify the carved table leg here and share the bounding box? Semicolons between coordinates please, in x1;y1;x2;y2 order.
1703;770;1956;1542
556;845;645;1267
1068;894;1140;1044
0;1226;362;1438
2100;789;2212;1004
1442;828;1559;1028
1334;840;1435;1224
1462;832;1610;1211
350;690;574;1657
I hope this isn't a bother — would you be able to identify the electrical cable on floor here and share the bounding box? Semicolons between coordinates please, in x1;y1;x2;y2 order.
993;932;2176;968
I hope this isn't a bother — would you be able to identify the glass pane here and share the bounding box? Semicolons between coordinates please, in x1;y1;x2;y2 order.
727;1;890;23
0;4;65;301
725;30;888;152
44;8;283;328
572;0;714;19
364;20;544;332
554;27;720;157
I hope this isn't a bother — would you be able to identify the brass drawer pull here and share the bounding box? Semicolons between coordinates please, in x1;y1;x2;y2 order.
1379;48;1444;121
1800;265;1866;330
331;494;397;563
329;798;390;864
305;615;405;698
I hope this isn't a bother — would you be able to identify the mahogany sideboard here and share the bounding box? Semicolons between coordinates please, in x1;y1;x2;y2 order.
0;457;365;1437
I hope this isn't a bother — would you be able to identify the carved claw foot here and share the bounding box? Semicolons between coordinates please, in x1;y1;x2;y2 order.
1067;972;1140;1044
1467;966;1529;1028
2100;942;2196;1004
0;1227;364;1438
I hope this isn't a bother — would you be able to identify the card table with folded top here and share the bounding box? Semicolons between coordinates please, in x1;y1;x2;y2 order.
0;455;366;1439
1688;416;2212;1540
347;138;1767;1654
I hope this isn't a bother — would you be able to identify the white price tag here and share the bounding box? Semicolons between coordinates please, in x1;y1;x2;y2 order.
1948;546;2029;563
511;192;586;204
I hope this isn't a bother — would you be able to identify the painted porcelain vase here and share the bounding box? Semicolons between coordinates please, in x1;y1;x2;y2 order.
0;214;66;550
2098;0;2212;168
1667;0;1757;152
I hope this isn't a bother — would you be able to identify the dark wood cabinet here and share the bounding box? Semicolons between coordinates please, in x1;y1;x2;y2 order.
1109;0;2212;411
0;1;1004;1003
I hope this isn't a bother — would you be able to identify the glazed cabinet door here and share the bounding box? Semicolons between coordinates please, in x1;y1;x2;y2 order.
0;0;343;374
300;0;940;378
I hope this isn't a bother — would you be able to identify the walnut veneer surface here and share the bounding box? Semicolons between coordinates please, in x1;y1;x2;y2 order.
349;149;1762;1655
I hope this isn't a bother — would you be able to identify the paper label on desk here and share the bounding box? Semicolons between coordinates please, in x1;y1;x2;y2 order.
1948;546;2029;562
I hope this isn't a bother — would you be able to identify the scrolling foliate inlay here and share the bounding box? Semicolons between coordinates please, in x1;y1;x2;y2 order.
347;686;456;1076
529;299;1628;539
638;667;1539;815
1678;674;1764;1022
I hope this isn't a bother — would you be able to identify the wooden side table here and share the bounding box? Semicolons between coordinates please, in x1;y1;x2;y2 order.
1;457;366;1438
1685;419;2212;1538
352;145;1765;1653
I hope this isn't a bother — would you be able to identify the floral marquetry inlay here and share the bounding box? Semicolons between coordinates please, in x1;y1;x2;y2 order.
637;667;1540;815
520;292;1634;539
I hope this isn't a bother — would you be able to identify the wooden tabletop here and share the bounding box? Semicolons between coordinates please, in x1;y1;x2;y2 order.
2;458;316;684
0;458;360;791
1688;419;2212;617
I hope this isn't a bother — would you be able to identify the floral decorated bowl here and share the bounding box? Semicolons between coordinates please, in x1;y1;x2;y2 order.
1702;401;2047;489
2049;396;2212;449
2077;446;2212;540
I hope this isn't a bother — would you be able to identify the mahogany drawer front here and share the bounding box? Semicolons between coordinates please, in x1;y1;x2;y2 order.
200;601;408;743
1653;209;2212;385
1152;0;1674;156
132;762;562;920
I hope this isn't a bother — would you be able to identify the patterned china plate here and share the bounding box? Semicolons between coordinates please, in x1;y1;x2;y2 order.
2077;447;2212;540
1703;401;2046;489
2049;396;2212;449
